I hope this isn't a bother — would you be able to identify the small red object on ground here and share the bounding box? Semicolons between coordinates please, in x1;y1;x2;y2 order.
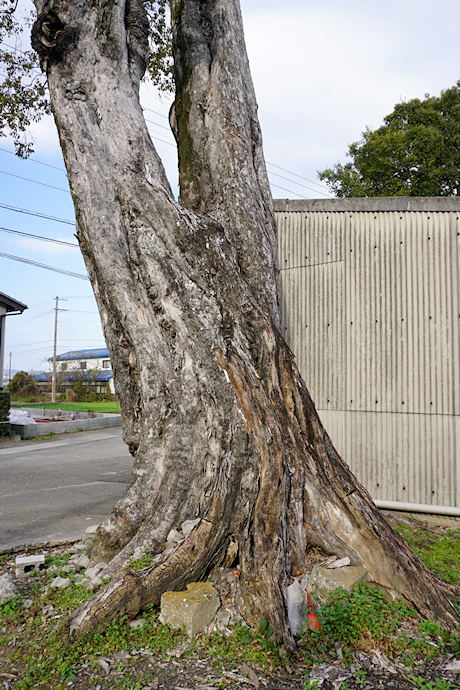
305;588;322;631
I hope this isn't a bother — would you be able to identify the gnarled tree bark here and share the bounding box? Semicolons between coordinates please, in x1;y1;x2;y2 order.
32;0;459;647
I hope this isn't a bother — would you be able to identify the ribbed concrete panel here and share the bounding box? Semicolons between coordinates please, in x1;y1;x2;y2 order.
319;411;458;507
276;203;460;510
280;264;345;408
277;211;345;269
345;211;458;415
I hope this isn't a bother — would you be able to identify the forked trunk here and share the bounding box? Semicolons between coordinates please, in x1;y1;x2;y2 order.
32;0;459;646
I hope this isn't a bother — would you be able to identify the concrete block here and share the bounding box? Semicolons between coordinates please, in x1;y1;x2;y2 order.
160;582;220;637
15;554;45;578
306;565;369;601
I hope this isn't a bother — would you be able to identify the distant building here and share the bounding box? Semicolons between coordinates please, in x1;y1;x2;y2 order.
47;347;115;394
0;292;27;390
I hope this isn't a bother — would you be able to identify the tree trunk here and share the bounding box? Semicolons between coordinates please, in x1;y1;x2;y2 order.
32;0;459;647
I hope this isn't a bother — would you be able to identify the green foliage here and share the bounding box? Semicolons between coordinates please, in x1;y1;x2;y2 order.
0;388;10;436
0;0;49;156
303;679;321;690
127;553;157;571
7;370;34;394
319;81;460;197
145;0;174;93
0;595;22;618
298;582;453;666
394;524;460;586
409;676;457;690
0;1;173;155
203;619;283;668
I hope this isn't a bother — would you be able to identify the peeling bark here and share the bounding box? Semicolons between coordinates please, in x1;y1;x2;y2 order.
32;0;459;646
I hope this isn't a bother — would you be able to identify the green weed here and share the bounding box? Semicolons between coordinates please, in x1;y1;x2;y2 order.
202;619;283;669
394;525;460;586
0;595;23;618
409;676;457;690
299;582;454;667
127;553;158;571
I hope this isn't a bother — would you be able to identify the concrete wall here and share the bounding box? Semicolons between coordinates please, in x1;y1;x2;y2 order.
10;409;121;439
275;198;460;511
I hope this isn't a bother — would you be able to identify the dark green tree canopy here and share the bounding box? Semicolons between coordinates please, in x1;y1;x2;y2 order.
319;82;460;197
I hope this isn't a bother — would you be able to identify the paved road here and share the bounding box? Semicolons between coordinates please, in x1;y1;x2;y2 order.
0;428;133;551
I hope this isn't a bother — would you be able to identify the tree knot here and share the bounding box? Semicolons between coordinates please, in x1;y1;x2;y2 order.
31;12;77;68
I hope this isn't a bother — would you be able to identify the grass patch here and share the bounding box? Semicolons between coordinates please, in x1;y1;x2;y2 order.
11;401;120;414
394;523;460;586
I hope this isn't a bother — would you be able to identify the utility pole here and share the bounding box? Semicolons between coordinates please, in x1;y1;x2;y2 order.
8;351;11;383
51;297;67;403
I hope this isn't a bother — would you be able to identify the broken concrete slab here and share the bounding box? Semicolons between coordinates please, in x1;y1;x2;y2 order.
0;573;19;605
306;565;369;601
160;582;220;637
84;562;107;580
50;576;71;589
85;525;100;535
445;659;460;674
72;554;90;569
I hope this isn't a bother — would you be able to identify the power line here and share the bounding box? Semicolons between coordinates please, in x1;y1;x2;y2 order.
269;183;309;199
267;170;331;198
144;116;172;133
0;169;70;193
143;106;169;120
0;147;66;173
0;225;78;247
0;252;89;280
0;202;75;226
147;129;176;148
266;162;329;192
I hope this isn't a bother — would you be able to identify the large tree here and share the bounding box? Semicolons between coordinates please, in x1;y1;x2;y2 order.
8;0;459;647
319;82;460;197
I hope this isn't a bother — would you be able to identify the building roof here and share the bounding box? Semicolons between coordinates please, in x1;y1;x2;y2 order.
0;292;28;313
55;348;110;361
34;370;112;382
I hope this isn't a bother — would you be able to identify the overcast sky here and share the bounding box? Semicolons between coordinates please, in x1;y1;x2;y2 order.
1;0;459;374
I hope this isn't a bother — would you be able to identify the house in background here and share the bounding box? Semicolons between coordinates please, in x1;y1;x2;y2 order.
51;347;115;394
0;292;27;390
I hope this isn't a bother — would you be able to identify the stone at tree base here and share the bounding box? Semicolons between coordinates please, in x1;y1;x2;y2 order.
287;579;309;635
0;573;19;605
181;518;201;538
166;529;183;544
160;583;220;637
84;562;107;580
50;576;71;589
445;659;460;674
306;565;369;601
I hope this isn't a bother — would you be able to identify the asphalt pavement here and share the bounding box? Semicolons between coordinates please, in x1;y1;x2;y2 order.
0;428;133;551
